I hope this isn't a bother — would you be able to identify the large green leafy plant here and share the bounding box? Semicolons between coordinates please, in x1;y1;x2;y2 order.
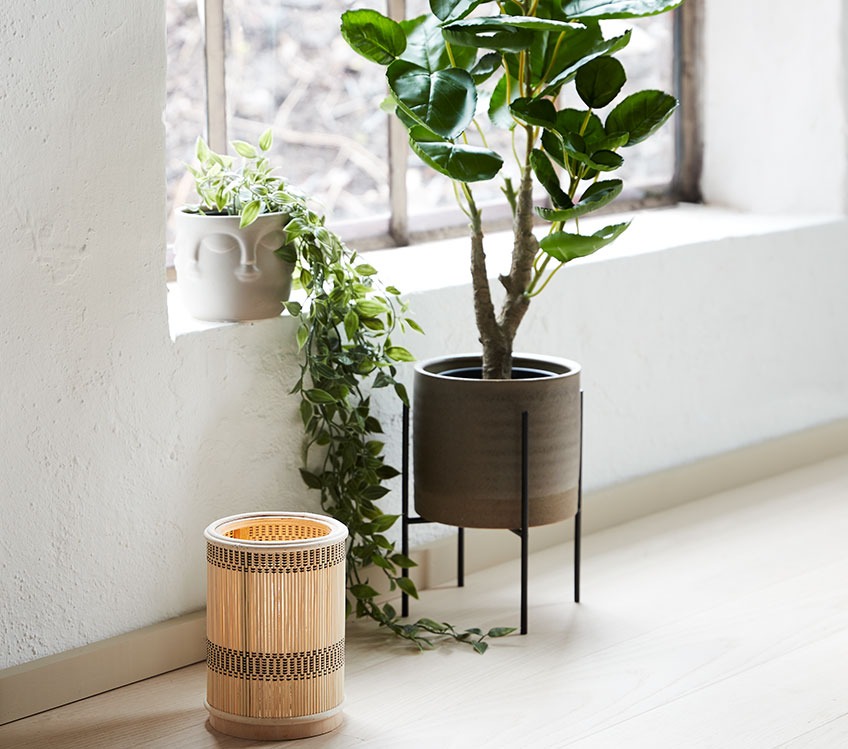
342;0;684;379
186;132;512;651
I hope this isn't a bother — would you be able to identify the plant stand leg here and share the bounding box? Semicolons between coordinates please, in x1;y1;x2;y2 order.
402;397;583;626
520;410;529;635
575;391;583;604
401;403;410;619
457;528;465;587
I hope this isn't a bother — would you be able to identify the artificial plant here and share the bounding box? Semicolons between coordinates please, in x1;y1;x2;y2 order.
342;0;685;379
186;132;512;652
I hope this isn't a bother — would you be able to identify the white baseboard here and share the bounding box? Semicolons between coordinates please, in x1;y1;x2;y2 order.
2;417;846;726
0;611;206;726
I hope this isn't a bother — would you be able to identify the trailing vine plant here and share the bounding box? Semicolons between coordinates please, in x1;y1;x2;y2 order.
187;132;514;652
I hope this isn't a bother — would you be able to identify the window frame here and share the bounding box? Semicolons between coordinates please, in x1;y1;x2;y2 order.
194;0;702;251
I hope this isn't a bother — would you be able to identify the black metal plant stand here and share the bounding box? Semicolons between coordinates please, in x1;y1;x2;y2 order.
400;393;583;635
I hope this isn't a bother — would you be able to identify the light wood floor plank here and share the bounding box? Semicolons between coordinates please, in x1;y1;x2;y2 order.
778;713;848;748
1;455;846;749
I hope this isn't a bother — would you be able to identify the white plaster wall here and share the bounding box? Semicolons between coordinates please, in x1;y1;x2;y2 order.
1;0;847;670
700;0;847;214
0;1;310;669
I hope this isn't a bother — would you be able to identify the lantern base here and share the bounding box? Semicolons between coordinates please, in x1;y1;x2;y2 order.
205;702;343;741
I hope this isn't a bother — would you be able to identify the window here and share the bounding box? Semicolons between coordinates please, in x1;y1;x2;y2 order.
165;0;700;254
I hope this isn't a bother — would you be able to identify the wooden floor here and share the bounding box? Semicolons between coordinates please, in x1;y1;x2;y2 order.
3;455;847;749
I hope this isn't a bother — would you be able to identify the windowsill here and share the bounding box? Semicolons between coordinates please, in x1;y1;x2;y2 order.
363;203;837;294
167;203;840;340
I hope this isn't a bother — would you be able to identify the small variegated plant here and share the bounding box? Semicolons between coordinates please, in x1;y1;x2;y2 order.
185;132;513;652
341;0;685;379
186;129;298;228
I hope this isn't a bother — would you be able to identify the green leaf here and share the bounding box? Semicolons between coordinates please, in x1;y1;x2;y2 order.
391;553;418;568
377;464;401;480
298;395;312;423
488;74;518;130
374;535;394;550
443;18;534;53
239;199;262;228
282;301;302;316
535;179;622;220
563;0;684;20
386;346;415;362
350;584;380;599
469;52;502;84
232;140;257;159
388;60;477;140
362;485;391;500
405;318;424;334
588;149;623;171
576;55;626;109
606;90;677;145
447;15;582;37
344;310;360;340
373;371;393;389
472;640;489;654
366;440;385;457
355;299;388;317
530;149;572;210
400;14;476;73
356;263;378;276
429;0;488;22
305;388;337;404
371;514;399;532
276;243;296;264
541;30;630;97
510;97;557;129
409;129;503;182
258;128;273;152
396;576;419;599
340;9;406;65
195;136;210;163
295;323;309;351
539;221;631;262
299;469;322;490
371;552;394;570
554;108;606;149
417;617;448;632
541;128;567;168
487;627;517;638
394;382;410;406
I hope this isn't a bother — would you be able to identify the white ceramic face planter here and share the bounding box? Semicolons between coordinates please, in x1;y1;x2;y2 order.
174;210;294;322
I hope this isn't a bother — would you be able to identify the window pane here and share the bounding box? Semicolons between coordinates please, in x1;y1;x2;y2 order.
601;15;675;188
224;0;390;226
165;0;206;246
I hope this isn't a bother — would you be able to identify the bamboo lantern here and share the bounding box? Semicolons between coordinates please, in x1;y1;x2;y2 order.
204;511;348;741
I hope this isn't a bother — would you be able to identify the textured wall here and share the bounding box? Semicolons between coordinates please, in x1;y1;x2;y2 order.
700;0;847;213
1;0;847;671
0;2;310;669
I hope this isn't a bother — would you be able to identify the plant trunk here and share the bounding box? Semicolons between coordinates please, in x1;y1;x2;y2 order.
469;165;538;380
468;192;509;379
467;149;539;378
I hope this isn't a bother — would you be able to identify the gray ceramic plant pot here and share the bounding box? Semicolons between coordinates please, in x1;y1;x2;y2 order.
174;210;295;322
413;353;582;529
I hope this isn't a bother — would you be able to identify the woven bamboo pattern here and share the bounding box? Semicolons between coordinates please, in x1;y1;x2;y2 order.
204;512;347;740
